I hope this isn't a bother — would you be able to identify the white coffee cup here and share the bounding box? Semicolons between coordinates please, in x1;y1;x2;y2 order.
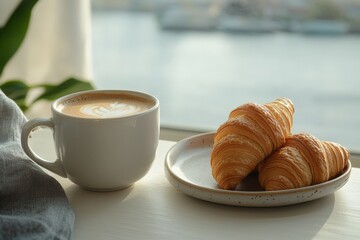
21;90;160;191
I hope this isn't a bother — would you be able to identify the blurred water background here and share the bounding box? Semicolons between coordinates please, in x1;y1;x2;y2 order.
91;0;360;152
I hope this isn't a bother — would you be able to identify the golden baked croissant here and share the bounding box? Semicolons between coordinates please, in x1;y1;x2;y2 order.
258;133;349;191
210;98;295;190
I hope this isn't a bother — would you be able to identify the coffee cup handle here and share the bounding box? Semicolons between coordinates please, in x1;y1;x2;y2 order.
21;118;67;177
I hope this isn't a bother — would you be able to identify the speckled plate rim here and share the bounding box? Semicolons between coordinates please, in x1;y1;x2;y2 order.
164;132;352;207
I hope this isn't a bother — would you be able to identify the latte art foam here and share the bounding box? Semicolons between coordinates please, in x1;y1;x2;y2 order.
57;93;154;119
80;101;144;118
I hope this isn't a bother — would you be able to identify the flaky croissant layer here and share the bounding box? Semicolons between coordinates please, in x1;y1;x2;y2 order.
211;98;295;190
258;133;349;191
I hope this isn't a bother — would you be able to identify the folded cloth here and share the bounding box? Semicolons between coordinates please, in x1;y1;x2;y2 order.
0;90;74;239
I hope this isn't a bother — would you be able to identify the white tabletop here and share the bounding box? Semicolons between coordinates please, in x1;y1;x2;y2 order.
31;132;360;240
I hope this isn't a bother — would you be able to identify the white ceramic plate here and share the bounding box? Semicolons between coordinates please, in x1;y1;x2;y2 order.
164;132;352;207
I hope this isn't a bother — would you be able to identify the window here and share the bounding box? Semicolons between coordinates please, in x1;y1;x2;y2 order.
91;0;360;155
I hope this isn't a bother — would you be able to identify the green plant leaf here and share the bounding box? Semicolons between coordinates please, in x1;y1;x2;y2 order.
0;80;30;111
0;0;39;76
34;78;94;102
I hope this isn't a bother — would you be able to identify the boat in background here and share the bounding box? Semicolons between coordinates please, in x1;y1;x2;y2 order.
289;20;350;35
217;16;284;33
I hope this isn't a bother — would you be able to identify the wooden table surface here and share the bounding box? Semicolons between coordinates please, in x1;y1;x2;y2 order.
31;132;360;240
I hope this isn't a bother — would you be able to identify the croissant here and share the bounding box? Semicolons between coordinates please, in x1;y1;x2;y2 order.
258;133;349;191
210;98;295;190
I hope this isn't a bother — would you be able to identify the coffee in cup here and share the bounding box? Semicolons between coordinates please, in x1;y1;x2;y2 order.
21;90;160;191
57;92;154;118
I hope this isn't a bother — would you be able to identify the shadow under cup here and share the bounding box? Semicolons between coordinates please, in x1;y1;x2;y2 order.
23;90;160;191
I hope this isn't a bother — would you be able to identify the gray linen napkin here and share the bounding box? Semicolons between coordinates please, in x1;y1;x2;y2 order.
0;90;74;239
